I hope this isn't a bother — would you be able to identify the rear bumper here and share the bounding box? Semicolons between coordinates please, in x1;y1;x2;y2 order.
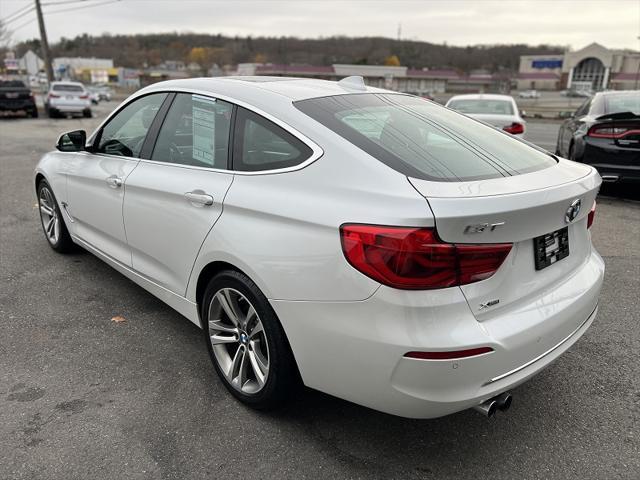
579;140;640;183
49;101;90;112
0;100;36;111
272;248;604;418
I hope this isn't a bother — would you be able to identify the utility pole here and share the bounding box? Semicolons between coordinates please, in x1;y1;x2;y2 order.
34;0;54;82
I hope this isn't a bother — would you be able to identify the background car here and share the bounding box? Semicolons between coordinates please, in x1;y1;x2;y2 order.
44;81;92;118
92;83;113;101
556;90;639;183
35;77;603;419
0;79;38;118
86;86;101;105
445;93;526;137
518;89;540;99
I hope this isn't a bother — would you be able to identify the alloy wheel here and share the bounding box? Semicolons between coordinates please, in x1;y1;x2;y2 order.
207;288;270;394
39;186;60;245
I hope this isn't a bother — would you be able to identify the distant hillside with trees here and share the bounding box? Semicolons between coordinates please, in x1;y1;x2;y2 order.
14;32;565;73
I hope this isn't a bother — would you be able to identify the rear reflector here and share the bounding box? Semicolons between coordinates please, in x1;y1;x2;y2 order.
340;225;512;290
503;122;524;135
587;200;596;229
405;347;494;360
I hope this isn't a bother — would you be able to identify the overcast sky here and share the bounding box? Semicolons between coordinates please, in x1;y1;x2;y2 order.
1;0;638;51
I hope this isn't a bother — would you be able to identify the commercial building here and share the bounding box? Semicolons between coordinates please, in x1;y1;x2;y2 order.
518;43;640;91
237;63;460;95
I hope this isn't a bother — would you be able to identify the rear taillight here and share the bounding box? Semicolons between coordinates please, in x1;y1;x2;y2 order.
503;122;524;135
588;124;640;139
339;225;512;290
49;93;60;98
587;201;596;229
79;94;89;99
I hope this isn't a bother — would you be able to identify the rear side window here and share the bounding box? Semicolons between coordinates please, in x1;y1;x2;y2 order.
151;93;233;169
233;107;312;172
295;94;556;182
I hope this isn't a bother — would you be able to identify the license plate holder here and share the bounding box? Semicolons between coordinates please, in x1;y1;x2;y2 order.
533;227;569;270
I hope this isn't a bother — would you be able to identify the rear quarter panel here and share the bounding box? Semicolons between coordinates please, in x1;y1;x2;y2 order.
187;126;434;302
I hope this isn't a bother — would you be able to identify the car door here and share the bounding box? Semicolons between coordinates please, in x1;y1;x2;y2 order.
65;92;168;265
123;93;234;295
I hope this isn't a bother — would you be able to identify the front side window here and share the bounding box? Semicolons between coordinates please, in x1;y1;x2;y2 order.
96;93;167;157
151;93;233;168
295;94;556;182
233;107;312;172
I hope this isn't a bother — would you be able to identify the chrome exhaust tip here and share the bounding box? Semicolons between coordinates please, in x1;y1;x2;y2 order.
494;392;513;411
473;399;498;417
473;392;512;417
601;175;619;183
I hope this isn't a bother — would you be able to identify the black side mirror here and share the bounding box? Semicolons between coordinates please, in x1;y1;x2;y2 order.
56;130;86;152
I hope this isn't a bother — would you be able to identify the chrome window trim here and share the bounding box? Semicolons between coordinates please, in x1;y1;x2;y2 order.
88;88;324;176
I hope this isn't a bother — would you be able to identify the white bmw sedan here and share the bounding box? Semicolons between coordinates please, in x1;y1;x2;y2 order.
446;93;526;137
35;76;604;419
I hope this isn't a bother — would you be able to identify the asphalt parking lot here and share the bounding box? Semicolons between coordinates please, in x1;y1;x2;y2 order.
1;105;639;480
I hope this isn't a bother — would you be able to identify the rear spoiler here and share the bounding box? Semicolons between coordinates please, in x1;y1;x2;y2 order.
596;111;640;121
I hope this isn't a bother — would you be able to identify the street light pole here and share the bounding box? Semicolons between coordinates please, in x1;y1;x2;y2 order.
34;0;54;82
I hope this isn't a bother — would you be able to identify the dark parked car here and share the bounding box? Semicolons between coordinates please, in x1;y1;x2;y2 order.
556;90;639;183
0;80;38;118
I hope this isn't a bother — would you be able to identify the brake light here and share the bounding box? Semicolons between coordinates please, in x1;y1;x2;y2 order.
503;122;524;135
587;201;596;229
404;347;494;360
588;124;640;139
79;94;89;99
49;93;60;98
339;225;512;290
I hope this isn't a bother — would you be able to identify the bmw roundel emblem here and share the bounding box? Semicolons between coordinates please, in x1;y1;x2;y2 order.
565;199;582;223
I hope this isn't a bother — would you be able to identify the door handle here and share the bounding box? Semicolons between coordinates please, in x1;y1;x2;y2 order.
106;175;123;188
185;191;214;206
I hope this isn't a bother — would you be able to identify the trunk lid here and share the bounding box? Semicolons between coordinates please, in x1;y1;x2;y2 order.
409;160;601;320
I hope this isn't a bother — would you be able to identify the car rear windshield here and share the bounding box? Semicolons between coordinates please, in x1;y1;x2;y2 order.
52;84;84;92
294;94;555;182
605;93;640;115
447;98;514;115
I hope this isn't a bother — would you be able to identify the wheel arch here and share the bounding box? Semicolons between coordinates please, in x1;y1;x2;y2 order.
35;172;47;192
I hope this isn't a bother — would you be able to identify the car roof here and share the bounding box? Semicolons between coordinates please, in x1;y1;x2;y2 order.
595;90;638;98
51;81;84;86
447;93;516;101
139;76;388;103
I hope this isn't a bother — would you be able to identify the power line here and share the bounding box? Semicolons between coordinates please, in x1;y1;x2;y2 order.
42;0;122;15
41;0;101;6
0;3;34;23
8;0;122;32
1;5;36;25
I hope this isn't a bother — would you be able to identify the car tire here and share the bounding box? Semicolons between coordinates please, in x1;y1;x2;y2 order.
47;106;57;119
37;179;75;253
28;108;38;118
201;270;299;409
83;109;92;118
568;143;576;161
